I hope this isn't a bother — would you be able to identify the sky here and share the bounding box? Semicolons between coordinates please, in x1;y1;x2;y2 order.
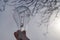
0;0;60;40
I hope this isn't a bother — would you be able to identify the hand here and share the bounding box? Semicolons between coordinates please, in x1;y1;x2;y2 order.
14;30;29;40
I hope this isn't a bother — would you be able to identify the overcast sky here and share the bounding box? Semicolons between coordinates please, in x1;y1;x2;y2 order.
0;0;60;40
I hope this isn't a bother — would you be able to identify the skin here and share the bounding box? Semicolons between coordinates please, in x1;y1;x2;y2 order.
14;30;30;40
